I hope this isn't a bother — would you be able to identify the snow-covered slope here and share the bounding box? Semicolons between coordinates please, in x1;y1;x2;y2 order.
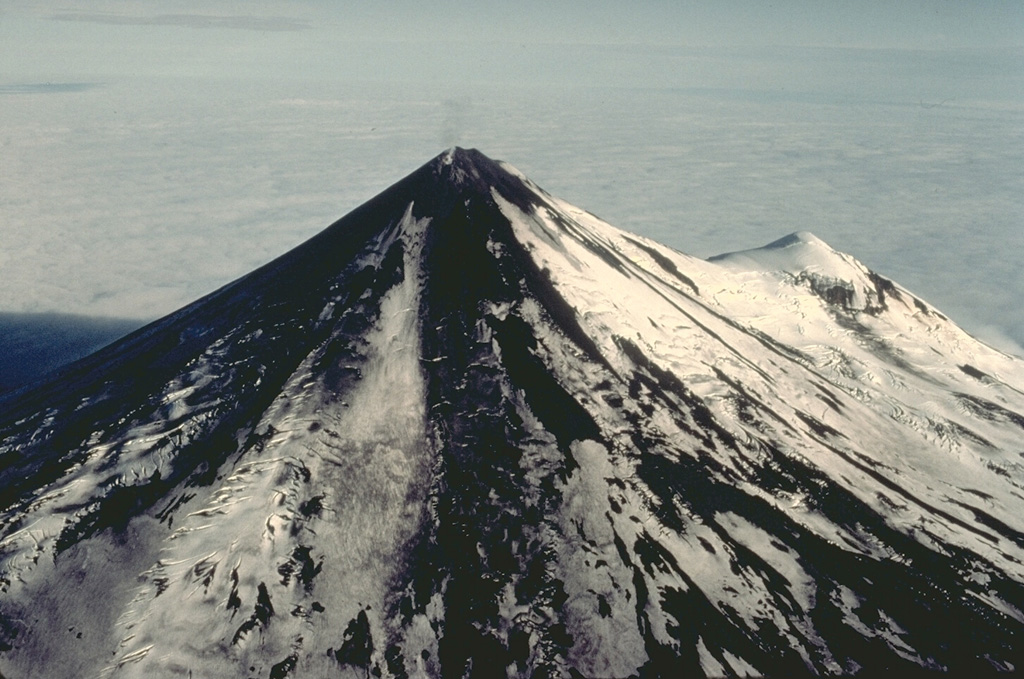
1;148;1022;678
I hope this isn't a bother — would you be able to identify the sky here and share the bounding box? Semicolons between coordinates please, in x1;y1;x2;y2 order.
1;1;1023;353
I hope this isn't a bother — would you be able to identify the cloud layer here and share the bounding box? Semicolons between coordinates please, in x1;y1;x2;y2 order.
1;3;1021;356
51;11;310;32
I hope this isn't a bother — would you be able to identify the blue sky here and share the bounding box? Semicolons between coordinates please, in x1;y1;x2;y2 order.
1;2;1023;352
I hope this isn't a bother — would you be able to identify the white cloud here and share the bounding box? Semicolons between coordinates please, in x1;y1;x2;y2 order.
49;10;311;32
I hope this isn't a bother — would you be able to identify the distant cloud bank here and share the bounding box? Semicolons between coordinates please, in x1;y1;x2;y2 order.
0;83;99;94
50;11;310;32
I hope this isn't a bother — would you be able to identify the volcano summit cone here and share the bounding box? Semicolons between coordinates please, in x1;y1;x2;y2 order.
1;148;1023;678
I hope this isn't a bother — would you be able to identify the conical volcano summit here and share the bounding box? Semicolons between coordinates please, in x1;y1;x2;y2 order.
2;148;1023;678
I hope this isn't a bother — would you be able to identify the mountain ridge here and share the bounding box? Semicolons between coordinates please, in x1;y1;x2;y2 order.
1;148;1023;678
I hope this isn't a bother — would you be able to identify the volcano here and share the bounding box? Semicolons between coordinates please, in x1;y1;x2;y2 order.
1;148;1023;678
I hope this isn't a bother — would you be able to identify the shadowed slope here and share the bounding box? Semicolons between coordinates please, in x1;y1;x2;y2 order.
0;313;142;394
